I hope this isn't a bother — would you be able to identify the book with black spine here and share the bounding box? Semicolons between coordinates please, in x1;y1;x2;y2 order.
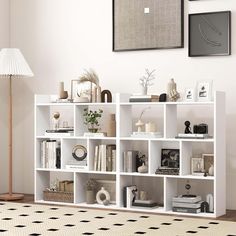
172;207;201;214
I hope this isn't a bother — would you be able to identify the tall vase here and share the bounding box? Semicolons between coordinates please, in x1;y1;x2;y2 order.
59;81;68;99
86;190;95;204
141;86;147;95
107;114;116;137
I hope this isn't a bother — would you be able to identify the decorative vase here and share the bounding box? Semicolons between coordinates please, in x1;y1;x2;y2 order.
59;82;68;99
88;124;98;133
135;119;144;132
96;187;110;205
107;114;116;137
141;86;148;95
96;86;102;103
208;164;214;176
138;163;148;173
86;190;95;204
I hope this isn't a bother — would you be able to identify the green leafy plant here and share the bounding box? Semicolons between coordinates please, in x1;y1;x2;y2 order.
83;108;103;128
85;179;97;191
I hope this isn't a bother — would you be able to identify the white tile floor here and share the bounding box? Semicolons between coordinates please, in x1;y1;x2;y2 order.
0;202;236;236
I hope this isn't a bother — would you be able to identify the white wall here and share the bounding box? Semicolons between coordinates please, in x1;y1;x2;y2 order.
0;0;10;194
9;0;236;209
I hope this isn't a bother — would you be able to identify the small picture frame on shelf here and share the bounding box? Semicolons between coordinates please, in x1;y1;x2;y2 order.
196;81;213;102
191;157;204;175
70;79;90;103
184;88;196;102
202;154;214;176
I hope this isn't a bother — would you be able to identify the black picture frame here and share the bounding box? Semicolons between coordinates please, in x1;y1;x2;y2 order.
112;0;184;52
189;11;231;57
161;149;180;168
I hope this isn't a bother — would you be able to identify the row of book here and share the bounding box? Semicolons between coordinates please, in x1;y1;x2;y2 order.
129;95;159;102
123;150;144;172
172;195;202;214
94;144;116;172
40;140;61;169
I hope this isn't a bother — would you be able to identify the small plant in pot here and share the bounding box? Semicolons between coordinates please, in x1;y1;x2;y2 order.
83;108;103;133
85;178;97;204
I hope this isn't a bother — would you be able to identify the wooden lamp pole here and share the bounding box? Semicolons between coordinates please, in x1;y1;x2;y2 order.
0;75;24;200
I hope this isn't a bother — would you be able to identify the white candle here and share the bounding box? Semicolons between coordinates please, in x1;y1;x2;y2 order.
145;122;156;132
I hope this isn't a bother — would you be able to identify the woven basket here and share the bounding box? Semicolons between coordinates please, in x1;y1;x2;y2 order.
43;190;74;203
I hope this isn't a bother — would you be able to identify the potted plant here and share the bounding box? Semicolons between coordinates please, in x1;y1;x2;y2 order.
83;108;103;133
85;179;97;204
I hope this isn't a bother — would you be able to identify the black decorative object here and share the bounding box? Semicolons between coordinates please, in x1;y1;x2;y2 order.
113;0;184;51
159;93;167;102
184;121;192;134
193;123;208;134
201;201;210;213
72;145;87;161
101;90;112;103
189;11;231;57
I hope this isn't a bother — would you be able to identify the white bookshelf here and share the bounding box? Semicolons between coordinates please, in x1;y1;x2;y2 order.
34;92;225;218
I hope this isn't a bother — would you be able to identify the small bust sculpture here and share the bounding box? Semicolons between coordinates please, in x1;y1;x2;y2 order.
184;121;192;134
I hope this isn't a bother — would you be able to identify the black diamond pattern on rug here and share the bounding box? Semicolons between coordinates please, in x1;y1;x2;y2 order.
0;230;7;232
64;224;75;227
149;227;159;230
140;216;149;218
135;232;146;234
29;234;41;236
127;219;137;222
35;211;44;213
186;231;198;234
209;222;219;225
80;220;90;223
15;225;26;228
49;217;59;220
198;226;209;229
113;223;124;226
19;214;28;217
23;205;32;207
173;219;184;221
108;213;117;215
82;233;94;235
47;228;59;231
2;218;12;220
79;210;87;212
95;216;104;219
8;208;16;210
64;213;74;216
32;221;43;224
161;223;172;225
98;228;110;231
49;207;59;210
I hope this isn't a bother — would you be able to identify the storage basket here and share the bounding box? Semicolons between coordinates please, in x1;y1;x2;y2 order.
43;190;74;203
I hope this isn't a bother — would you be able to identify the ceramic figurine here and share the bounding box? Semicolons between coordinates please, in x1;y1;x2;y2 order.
138;163;148;173
59;82;68;99
184;121;192;134
167;78;180;102
208;164;214;176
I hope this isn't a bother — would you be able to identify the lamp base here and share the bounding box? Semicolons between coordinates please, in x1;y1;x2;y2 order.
0;193;24;201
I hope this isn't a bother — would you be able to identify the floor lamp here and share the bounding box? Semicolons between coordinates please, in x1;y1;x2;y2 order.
0;48;34;200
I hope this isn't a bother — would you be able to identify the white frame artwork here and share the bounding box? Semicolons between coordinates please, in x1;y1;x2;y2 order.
184;88;196;102
197;81;213;102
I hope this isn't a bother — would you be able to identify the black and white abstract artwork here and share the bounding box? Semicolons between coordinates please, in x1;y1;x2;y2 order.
189;11;231;57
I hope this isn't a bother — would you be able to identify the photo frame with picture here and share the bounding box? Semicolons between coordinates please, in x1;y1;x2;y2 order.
202;153;214;175
184;88;196;102
196;81;213;102
191;157;204;175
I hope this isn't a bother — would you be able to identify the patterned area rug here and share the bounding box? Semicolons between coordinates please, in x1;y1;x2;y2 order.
0;202;236;236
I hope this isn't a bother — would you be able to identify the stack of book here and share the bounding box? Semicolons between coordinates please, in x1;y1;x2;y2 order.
123;150;139;172
172;195;202;214
41;140;61;169
175;133;211;139
45;128;74;137
94;144;116;172
129;95;159;102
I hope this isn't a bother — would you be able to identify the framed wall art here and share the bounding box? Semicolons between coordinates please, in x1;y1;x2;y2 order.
189;11;231;57
113;0;184;51
196;81;213;102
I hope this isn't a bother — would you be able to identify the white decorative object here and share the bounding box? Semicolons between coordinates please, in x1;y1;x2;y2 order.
0;48;33;201
138;163;148;173
206;193;214;212
96;187;110;205
197;81;213;102
208;164;214;176
184;88;196;102
139;69;156;95
167;78;180;102
135;119;144;132
145;122;156;132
